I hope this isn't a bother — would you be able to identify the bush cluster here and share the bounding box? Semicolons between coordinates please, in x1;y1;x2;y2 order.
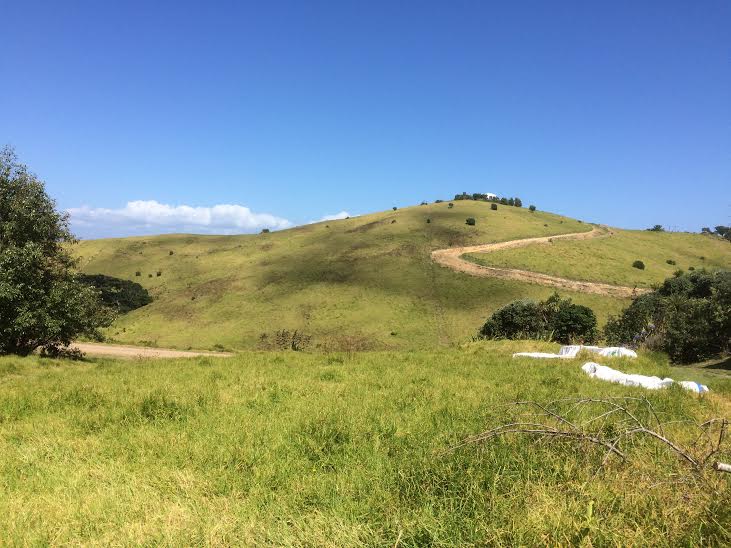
77;274;152;314
479;293;598;344
605;270;731;364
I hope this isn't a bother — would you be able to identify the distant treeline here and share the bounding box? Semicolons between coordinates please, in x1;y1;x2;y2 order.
453;192;523;207
702;226;731;242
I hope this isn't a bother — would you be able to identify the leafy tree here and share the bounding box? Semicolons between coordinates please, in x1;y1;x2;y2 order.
715;226;729;237
491;203;498;211
701;227;712;234
605;270;730;363
465;217;476;226
261;228;270;233
499;197;508;205
392;206;398;211
647;225;664;232
507;198;515;206
529;205;536;212
514;197;522;207
0;147;113;356
448;202;454;209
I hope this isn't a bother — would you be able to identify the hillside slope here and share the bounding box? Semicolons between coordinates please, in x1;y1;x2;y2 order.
74;202;641;351
465;228;731;288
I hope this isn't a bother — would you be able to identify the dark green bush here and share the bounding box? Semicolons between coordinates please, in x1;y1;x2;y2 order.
632;260;645;270
605;270;731;363
448;203;454;209
529;205;536;212
647;225;664;232
261;228;270;234
666;259;676;265
491;203;498;211
465;218;476;226
479;293;597;344
77;274;152;314
426;219;431;224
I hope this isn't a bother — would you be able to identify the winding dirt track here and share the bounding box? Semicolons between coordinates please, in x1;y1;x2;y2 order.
72;342;233;359
431;226;648;298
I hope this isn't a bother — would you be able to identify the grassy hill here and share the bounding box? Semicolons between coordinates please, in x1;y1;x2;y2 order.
73;201;729;351
74;202;627;351
465;228;731;288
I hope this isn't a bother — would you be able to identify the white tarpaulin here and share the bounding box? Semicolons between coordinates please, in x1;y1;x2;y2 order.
581;362;709;394
513;345;638;360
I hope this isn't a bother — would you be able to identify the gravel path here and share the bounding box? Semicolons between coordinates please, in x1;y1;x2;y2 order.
72;343;233;359
431;226;649;298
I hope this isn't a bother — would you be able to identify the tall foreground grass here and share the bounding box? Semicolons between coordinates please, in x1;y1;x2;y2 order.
1;342;730;545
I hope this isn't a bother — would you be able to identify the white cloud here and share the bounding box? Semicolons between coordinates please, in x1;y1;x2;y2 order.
68;200;292;238
310;211;352;224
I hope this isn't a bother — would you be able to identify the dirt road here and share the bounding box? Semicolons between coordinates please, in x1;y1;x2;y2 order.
72;343;233;359
431;226;648;299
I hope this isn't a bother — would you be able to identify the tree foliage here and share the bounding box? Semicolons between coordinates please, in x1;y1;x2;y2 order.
479;293;597;344
0;147;113;356
605;270;731;364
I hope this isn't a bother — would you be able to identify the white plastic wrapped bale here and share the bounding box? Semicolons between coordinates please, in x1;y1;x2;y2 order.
581;362;709;394
511;352;564;359
512;345;636;360
594;347;638;358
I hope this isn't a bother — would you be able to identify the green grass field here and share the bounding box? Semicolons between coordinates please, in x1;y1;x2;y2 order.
465;228;731;288
1;344;730;545
72;202;631;351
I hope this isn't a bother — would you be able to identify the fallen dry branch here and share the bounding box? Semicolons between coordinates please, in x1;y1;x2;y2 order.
447;398;730;474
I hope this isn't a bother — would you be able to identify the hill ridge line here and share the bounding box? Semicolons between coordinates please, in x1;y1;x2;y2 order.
431;226;650;298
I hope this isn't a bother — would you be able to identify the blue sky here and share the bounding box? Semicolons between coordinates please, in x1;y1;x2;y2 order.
2;1;729;237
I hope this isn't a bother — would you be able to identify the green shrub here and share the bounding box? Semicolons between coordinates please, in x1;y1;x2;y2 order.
169;250;174;256
448;202;454;208
479;293;597;344
688;266;695;271
491;203;498;211
465;217;476;226
156;271;162;277
77;274;152;314
261;228;270;234
426;218;431;224
632;260;645;270
647;225;664;232
135;271;141;276
392;207;397;211
666;259;676;265
529;205;536;212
